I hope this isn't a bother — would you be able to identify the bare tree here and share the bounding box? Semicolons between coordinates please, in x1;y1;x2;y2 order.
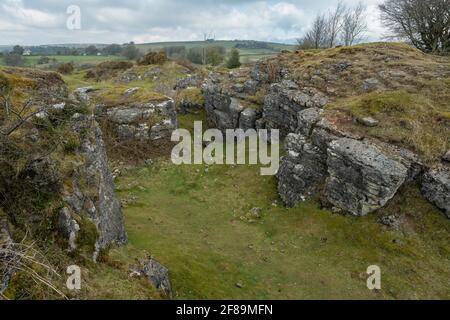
342;2;368;46
379;0;450;54
326;1;347;48
298;13;328;49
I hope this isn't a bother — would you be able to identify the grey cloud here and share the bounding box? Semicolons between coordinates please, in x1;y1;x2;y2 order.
0;0;385;45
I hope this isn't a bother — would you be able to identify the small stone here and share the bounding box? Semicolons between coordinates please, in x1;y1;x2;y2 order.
363;78;380;91
235;282;243;288
248;207;262;219
358;117;379;127
378;215;403;230
123;87;140;97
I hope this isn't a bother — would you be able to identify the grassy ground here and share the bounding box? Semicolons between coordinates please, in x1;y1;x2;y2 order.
106;113;450;300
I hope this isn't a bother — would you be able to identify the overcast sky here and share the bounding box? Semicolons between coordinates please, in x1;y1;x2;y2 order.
0;0;387;45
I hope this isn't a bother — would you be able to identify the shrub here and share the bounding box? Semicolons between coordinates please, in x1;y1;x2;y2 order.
3;53;24;67
37;56;51;65
138;51;168;66
57;62;74;75
226;49;241;69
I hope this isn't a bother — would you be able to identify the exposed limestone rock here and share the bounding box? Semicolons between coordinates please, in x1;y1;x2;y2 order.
325;138;408;216
362;78;381;91
202;81;245;131
58;207;80;253
421;168;450;218
278;133;328;207
239;108;258;131
98;99;177;142
65;114;127;259
73;87;96;103
358;117;379;127
175;75;201;90
297;107;324;136
263;80;328;137
123;87;140;97
131;257;172;297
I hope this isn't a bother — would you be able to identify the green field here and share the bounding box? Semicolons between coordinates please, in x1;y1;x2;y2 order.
0;55;124;67
137;40;296;62
0;40;296;67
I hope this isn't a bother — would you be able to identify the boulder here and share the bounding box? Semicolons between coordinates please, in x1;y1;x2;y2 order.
325;138;408;216
142;258;172;297
421;168;450;218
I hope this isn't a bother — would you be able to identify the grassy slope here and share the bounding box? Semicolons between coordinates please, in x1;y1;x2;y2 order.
107;112;450;300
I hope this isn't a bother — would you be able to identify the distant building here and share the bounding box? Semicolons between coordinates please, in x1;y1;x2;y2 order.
23;49;31;56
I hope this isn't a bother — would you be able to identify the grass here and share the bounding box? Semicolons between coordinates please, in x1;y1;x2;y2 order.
105;113;450;300
0;55;125;67
328;88;450;163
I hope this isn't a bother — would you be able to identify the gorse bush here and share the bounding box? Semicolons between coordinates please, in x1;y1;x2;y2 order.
138;51;168;66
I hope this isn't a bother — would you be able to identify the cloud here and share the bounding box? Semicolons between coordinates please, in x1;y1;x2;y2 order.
0;0;387;45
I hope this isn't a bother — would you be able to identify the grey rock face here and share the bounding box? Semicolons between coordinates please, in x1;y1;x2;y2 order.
263;80;328;137
203;82;246;131
421;168;450;218
66;115;127;259
297;108;324;136
142;258;172;297
174;75;200;90
278;133;328;207
325;138;408;216
58;207;80;252
73;87;96;103
239;108;258;131
100;99;177;142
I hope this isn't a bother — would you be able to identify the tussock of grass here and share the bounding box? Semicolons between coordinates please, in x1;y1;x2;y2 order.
95;86;168;107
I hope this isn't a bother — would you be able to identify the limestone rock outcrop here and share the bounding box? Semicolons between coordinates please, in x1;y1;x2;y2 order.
96;98;177;142
64;113;128;258
263;81;328;137
421;168;450;218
